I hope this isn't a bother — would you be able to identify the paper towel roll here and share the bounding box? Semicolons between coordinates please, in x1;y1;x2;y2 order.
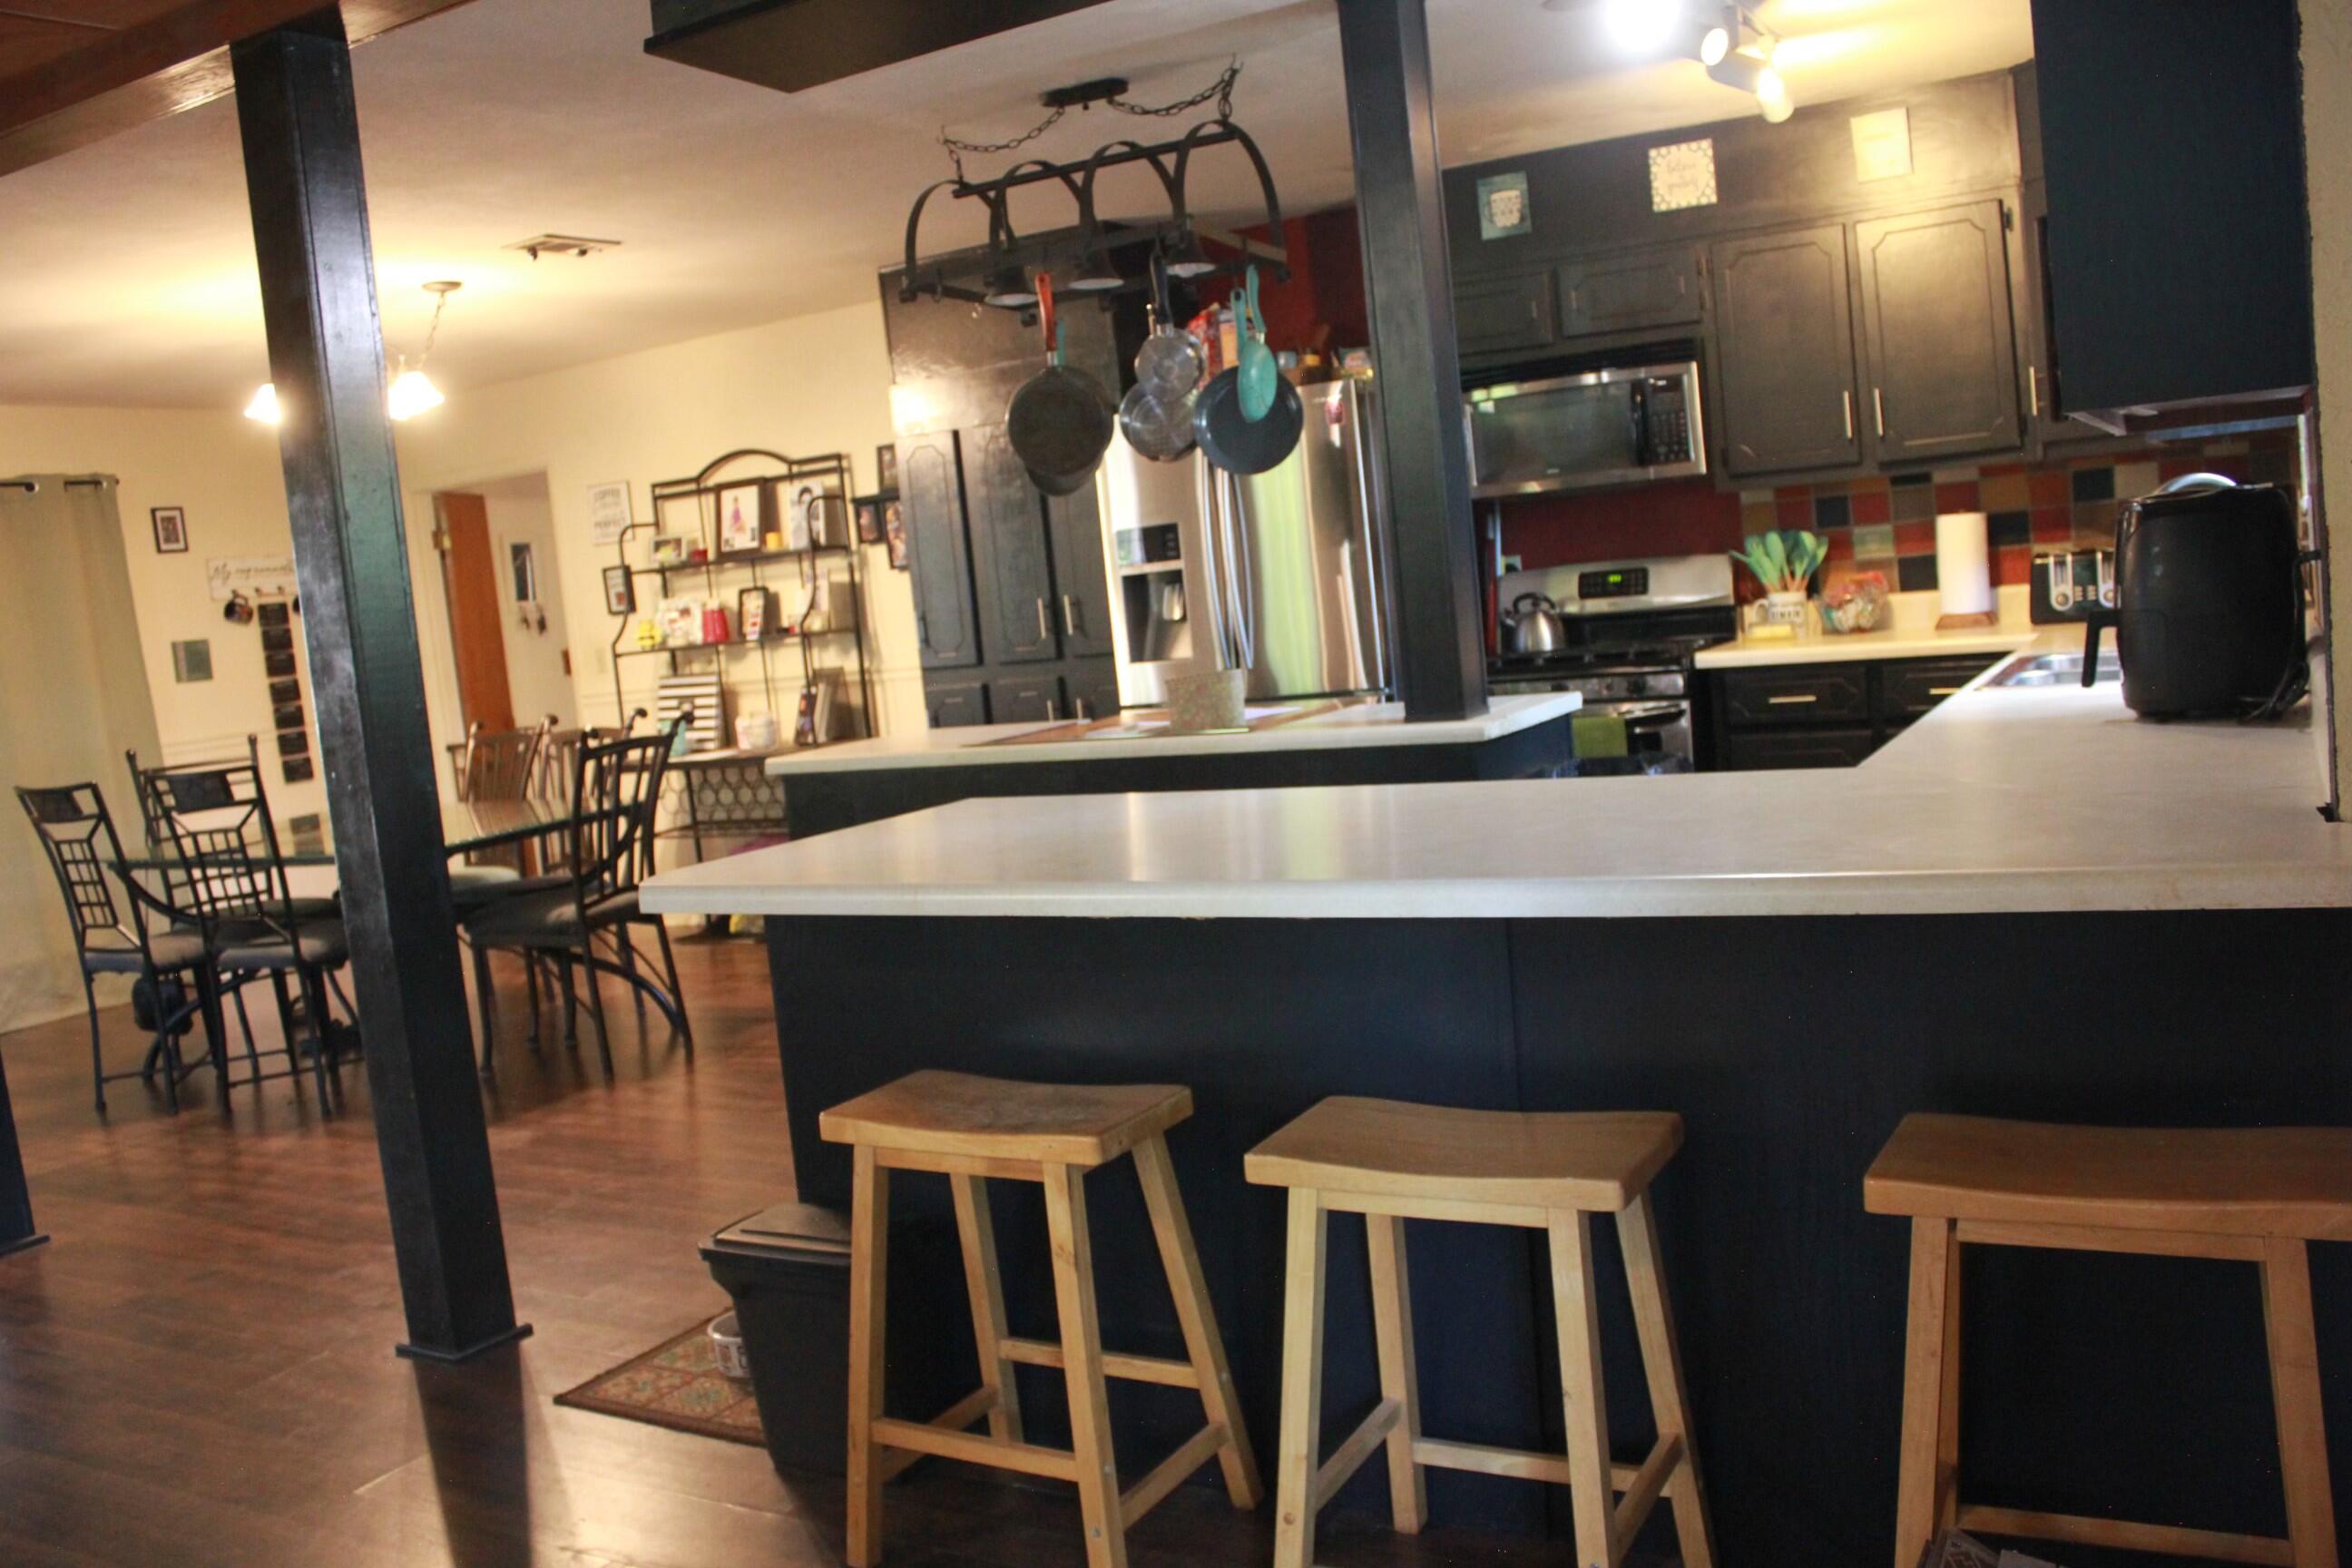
1936;511;1994;617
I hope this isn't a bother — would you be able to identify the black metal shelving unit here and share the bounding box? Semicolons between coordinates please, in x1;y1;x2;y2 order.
605;448;877;881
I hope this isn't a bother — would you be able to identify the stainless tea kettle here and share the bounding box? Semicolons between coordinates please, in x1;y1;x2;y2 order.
1501;592;1567;656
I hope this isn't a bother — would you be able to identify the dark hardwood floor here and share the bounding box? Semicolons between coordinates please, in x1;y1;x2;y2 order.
0;938;1622;1568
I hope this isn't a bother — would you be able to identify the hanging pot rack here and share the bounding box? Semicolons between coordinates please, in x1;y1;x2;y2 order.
899;115;1289;308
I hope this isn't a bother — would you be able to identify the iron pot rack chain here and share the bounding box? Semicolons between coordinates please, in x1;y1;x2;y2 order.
940;61;1240;181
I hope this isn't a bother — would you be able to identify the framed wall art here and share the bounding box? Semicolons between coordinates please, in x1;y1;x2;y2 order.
151;506;188;554
602;564;636;616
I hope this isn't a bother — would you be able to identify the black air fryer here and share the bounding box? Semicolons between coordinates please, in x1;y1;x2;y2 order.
2082;475;2307;718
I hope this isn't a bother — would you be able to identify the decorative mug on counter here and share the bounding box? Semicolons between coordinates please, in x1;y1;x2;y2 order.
1761;590;1809;628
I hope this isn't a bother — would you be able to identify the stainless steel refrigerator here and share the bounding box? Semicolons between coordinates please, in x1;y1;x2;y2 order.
1095;375;1393;707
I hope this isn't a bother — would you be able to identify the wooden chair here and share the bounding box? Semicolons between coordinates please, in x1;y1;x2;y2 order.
819;1070;1262;1568
1866;1113;2347;1568
1244;1097;1715;1568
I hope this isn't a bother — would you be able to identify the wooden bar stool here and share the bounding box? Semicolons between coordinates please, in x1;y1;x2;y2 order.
820;1070;1261;1568
1867;1113;2348;1568
1244;1097;1716;1568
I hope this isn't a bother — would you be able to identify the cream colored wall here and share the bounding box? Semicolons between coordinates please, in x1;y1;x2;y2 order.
475;478;579;731
0;404;327;827
393;298;920;750
2306;0;2352;813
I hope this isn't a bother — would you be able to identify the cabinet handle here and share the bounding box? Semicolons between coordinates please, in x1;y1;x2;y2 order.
2029;365;2042;418
1841;390;1855;441
1073;698;1090;720
1567;286;1580;312
1061;593;1079;636
1873;387;1886;437
1046;699;1059;720
1035;597;1051;641
1927;686;1965;697
1767;693;1819;705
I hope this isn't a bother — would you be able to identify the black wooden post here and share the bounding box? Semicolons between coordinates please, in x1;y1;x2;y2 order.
1338;0;1486;721
231;10;526;1362
0;1044;47;1258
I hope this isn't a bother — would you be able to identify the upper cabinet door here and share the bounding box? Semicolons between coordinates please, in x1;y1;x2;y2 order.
1455;272;1556;360
964;423;1059;665
1710;224;1862;477
899;431;979;670
1854;200;2023;466
1556;246;1703;338
1044;479;1112;660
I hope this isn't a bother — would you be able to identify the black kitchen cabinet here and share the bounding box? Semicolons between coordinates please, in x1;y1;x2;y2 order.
1853;200;2022;465
899;431;978;670
1063;663;1122;723
986;674;1064;724
963;423;1059;666
1044;482;1112;660
1716;728;1877;771
925;681;986;729
2031;0;2310;418
1556;245;1703;339
1710;224;1863;477
1707;652;2003;769
1881;656;2002;724
1455;271;1556;360
2014;179;2101;452
1717;663;1870;728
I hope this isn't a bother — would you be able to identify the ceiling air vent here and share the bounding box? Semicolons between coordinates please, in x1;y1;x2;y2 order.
503;234;622;261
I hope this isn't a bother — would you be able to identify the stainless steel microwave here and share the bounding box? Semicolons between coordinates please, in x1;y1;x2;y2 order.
1464;358;1706;498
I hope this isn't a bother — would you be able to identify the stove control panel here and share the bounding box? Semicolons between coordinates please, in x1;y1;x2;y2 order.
1575;566;1650;603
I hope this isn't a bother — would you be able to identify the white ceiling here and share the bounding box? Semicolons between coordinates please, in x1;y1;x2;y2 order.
0;0;2033;408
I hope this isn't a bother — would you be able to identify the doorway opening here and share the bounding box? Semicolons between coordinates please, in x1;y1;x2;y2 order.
432;474;578;746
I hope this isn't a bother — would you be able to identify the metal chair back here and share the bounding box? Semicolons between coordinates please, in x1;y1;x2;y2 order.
456;721;546;804
127;738;263;922
564;731;671;910
15;782;149;965
142;762;301;948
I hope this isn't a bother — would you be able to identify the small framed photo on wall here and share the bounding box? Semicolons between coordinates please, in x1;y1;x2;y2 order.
875;444;898;495
264;650;298;679
856;499;883;544
602;564;635;616
151;506;188;554
885;499;908;571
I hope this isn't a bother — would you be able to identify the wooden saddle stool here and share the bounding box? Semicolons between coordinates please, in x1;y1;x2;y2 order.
819;1070;1261;1568
1867;1113;2347;1568
1244;1097;1716;1568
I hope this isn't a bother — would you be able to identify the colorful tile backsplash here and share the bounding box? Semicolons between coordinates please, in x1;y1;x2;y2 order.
1501;432;2303;599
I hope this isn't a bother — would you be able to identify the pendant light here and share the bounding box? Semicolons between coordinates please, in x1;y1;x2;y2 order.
982;261;1038;309
244;382;281;425
1161;226;1218;279
388;279;460;421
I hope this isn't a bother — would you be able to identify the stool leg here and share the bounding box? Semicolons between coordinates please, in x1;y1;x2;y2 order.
1548;1210;1616;1568
1616;1194;1715;1568
949;1174;1024;1444
1936;1227;1963;1534
1272;1188;1328;1568
1043;1162;1127;1568
1132;1134;1262;1507
1893;1217;1956;1568
1366;1212;1426;1534
847;1146;891;1568
2261;1238;2340;1568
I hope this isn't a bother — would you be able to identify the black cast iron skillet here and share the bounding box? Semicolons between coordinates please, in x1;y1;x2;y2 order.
1006;273;1116;486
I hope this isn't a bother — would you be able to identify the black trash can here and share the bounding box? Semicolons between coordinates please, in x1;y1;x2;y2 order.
701;1200;969;1478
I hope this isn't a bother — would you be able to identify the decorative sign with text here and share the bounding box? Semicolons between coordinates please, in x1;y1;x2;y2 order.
206;554;297;601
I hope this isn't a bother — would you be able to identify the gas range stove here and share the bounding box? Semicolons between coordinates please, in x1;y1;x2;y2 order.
1488;554;1738;770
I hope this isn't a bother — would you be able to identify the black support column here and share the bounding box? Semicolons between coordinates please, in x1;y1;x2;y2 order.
0;1044;46;1258
1338;0;1486;721
231;11;526;1362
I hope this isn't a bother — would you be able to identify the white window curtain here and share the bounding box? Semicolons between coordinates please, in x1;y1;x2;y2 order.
0;475;164;1034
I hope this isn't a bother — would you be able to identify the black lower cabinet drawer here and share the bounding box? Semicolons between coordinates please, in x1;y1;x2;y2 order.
1718;665;1870;726
1880;655;1996;720
1714;727;1877;771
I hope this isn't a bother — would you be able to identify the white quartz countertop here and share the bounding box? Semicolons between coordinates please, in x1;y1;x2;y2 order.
1693;586;2043;670
646;624;2348;921
763;691;1582;775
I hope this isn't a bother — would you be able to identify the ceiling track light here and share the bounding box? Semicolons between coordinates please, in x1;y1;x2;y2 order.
1697;3;1769;66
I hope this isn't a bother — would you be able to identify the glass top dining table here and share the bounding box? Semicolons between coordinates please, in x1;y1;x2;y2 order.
120;797;604;869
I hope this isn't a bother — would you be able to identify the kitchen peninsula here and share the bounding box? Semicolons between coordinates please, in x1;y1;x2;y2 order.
765;691;1580;835
646;655;2352;1566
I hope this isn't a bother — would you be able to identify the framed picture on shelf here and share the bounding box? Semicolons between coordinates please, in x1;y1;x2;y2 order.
739;586;775;642
855;498;883;544
151;506;188;554
716;481;766;557
876;444;897;494
650;534;689;567
885;499;907;570
602;564;635;616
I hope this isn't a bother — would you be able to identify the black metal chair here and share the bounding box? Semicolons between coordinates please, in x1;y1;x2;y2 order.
128;740;339;931
461;730;692;1078
15;783;211;1114
143;761;355;1107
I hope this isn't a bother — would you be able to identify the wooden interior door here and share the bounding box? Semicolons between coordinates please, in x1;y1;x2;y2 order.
436;492;515;733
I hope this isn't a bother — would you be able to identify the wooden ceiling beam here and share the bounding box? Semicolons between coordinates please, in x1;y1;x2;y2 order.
0;0;475;177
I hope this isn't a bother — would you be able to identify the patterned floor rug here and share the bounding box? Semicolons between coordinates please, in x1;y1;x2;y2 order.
554;1316;765;1446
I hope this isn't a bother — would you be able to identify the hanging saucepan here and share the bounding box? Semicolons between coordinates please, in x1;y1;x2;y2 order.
1133;252;1203;395
1006;273;1116;486
1191;270;1302;475
1118;303;1199;463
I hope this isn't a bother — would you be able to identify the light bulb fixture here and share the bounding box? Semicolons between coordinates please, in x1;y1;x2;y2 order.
1161;227;1219;279
1698;3;1767;66
1066;236;1125;293
982;260;1037;309
387;279;460;421
387;357;445;421
1601;0;1684;54
1705;51;1765;93
1756;64;1794;122
244;383;281;425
